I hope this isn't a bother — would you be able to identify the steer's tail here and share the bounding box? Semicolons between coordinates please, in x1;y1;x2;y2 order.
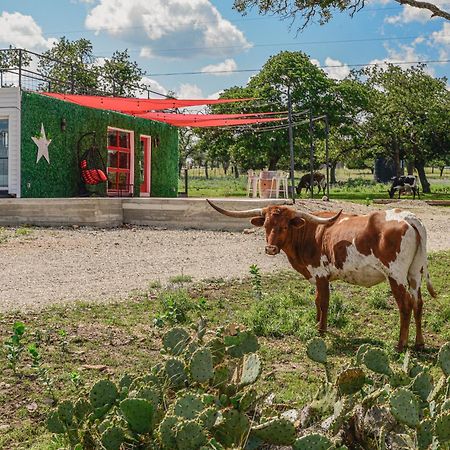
409;217;437;298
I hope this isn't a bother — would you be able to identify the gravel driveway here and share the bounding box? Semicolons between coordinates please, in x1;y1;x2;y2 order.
1;200;449;312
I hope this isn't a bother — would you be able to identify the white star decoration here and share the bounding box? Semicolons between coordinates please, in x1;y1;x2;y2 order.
32;123;52;164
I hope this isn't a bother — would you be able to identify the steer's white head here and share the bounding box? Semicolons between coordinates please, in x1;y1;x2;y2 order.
206;200;341;256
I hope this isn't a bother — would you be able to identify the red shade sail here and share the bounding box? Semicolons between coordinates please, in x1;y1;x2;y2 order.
42;93;253;113
41;93;288;128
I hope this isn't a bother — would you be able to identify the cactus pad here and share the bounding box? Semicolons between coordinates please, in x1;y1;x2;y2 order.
389;369;411;388
89;379;118;408
137;385;160;406
158;415;177;449
442;398;450;411
190;347;214;383
239;388;257;412
417;419;433;450
389;388;420;428
174;393;205;420
293;433;333;450
240;353;261;386
101;426;125;450
199;407;219;429
165;358;188;388
162;327;190;356
438;342;450;376
57;400;74;426
47;411;65;434
120;398;154;434
213;408;250;448
434;411;450;443
306;337;327;364
224;330;259;358
355;343;372;365
363;348;392;376
336;367;366;395
410;371;433;402
175;419;208;450
74;398;91;423
251;417;297;445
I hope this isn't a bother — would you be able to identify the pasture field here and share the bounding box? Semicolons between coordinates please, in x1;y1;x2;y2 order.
1;251;449;449
179;168;450;202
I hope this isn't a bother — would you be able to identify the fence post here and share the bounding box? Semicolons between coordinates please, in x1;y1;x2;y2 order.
184;168;189;197
18;49;22;88
309;109;314;199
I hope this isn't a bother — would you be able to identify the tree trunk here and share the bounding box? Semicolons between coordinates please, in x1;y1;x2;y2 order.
330;161;338;184
393;140;401;177
407;160;414;176
415;160;431;194
234;165;239;178
204;161;209;179
440;166;445;177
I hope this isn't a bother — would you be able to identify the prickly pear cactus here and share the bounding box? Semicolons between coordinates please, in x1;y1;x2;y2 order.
438;342;450;376
74;398;91;423
173;393;205;420
240;353;261;386
120;398;154;434
336;367;366;395
57;400;74;426
389;388;420;428
175;419;208;450
410;371;433;402
363;348;392;376
165;358;188;388
199;407;219;429
306;337;327;364
208;337;226;365
434;410;450;443
213;408;250;448
251;417;296;445
190;347;214;383
416;419;433;450
163;327;190;356
101;426;125;450
224;330;259;358
293;433;333;450
389;369;411;388
355;343;372;365
136;385;160;406
158;415;177;449
89;379;118;408
47;411;65;434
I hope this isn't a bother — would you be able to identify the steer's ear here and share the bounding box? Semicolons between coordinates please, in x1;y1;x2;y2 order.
290;217;305;228
250;216;265;227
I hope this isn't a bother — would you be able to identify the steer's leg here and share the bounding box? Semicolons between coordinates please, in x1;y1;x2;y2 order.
412;288;425;349
315;277;330;333
389;277;412;351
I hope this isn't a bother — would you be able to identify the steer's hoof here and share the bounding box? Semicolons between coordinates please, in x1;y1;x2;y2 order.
395;343;407;353
414;343;425;351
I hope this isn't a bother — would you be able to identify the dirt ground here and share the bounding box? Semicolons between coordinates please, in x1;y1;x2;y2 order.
1;199;449;312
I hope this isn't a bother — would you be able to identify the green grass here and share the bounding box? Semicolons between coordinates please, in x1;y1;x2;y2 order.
0;251;449;449
178;169;450;201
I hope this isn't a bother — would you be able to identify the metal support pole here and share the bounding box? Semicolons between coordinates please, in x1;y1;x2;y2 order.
18;49;22;89
184;168;189;197
309;109;314;199
325;115;330;199
287;84;295;203
70;66;75;94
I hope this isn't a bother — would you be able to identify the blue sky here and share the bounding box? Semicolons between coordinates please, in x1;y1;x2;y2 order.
0;0;448;98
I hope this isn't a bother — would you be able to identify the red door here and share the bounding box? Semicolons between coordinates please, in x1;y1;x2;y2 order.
140;136;151;195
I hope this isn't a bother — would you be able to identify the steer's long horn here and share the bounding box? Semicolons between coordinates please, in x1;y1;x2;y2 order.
206;199;264;218
296;209;342;224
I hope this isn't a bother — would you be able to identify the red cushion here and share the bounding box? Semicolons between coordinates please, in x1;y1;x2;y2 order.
80;159;107;185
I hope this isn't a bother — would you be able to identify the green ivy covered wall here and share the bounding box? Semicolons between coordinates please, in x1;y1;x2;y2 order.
20;91;179;198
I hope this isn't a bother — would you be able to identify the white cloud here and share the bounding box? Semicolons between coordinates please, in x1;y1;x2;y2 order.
85;0;251;59
177;83;204;99
200;58;237;76
430;22;450;60
323;57;351;80
385;0;450;24
369;42;435;76
0;12;55;51
134;76;169;98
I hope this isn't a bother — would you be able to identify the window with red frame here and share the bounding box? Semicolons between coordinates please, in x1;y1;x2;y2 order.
107;128;133;194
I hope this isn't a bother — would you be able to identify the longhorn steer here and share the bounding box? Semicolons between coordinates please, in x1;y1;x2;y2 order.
296;172;326;195
207;200;436;351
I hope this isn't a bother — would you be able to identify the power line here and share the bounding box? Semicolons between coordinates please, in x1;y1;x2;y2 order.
92;32;447;58
149;58;450;76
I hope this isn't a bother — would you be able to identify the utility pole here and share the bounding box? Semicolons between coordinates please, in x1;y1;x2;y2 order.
287;84;295;203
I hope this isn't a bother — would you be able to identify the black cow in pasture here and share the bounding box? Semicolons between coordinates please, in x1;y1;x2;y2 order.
296;172;326;195
388;175;420;199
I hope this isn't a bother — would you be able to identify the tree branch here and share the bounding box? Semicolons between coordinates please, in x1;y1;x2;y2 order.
394;0;450;20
